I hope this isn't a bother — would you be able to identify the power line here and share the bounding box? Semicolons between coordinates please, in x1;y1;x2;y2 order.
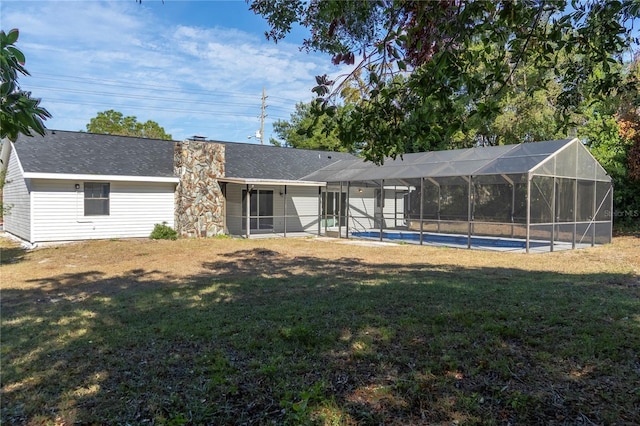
43;97;290;120
30;72;308;105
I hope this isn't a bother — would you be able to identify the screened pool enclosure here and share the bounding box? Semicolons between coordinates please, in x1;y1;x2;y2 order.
305;138;613;253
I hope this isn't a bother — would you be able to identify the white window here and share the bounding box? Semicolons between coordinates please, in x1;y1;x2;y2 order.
84;182;110;216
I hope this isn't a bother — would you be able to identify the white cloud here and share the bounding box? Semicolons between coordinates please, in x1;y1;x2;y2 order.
1;0;343;142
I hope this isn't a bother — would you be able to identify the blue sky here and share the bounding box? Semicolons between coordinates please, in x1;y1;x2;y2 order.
1;0;349;143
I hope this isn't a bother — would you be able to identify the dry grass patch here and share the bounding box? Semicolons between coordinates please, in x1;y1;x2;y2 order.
1;234;639;425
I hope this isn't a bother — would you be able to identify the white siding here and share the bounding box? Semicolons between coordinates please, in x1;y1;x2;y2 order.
347;187;406;231
30;180;176;242
278;185;320;233
3;147;32;241
347;187;376;230
382;188;407;228
225;183;321;235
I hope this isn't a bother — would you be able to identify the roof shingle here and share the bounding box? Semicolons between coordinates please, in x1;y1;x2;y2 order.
12;130;176;177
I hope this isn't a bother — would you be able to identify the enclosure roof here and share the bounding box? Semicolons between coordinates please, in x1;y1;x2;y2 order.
302;138;610;183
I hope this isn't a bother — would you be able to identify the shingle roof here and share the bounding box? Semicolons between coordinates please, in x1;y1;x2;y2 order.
9;131;358;181
12;130;176;177
218;141;357;180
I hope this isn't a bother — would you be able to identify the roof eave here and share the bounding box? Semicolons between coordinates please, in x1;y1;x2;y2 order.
219;177;327;187
23;172;180;183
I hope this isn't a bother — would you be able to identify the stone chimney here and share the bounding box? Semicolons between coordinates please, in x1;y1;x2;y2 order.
174;140;225;237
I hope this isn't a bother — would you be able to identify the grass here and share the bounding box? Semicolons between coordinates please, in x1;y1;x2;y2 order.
1;235;639;425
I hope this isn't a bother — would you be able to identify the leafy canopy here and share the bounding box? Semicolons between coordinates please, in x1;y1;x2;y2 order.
270;101;356;152
250;0;639;163
0;28;51;142
86;110;172;140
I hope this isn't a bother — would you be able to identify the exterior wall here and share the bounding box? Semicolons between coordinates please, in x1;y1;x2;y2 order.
2;146;32;241
30;180;176;243
174;141;225;237
381;188;407;228
344;187;407;231
347;187;376;230
284;185;321;232
225;183;321;235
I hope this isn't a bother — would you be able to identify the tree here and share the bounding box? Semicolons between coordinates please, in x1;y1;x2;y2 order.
576;55;640;230
250;0;639;163
86;109;172;140
0;28;51;142
270;101;355;152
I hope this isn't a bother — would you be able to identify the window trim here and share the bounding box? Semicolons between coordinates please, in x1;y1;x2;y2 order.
241;188;274;230
84;182;110;216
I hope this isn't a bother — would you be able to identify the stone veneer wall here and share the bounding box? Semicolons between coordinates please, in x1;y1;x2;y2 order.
174;141;225;237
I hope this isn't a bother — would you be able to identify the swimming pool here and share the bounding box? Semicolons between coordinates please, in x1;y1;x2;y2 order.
350;231;548;249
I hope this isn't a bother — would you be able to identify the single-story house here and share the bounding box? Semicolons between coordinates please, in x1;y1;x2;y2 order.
0;130;356;244
1;130;612;252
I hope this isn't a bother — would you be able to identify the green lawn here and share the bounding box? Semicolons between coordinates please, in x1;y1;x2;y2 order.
1;238;639;425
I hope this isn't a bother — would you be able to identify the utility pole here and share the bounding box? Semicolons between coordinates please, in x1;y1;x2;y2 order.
259;87;267;145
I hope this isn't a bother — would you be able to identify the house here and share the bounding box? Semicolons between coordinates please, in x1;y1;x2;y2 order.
1;131;612;252
1;131;178;244
0;130;355;244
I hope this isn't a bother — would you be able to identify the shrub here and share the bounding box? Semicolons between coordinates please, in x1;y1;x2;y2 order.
150;222;177;240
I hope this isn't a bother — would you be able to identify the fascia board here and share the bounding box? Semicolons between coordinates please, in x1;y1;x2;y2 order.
23;172;180;183
219;177;327;187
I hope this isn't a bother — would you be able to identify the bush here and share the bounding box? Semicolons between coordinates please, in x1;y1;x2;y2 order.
150;222;178;240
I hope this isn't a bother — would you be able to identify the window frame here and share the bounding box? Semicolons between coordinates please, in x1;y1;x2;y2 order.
241;189;274;230
84;182;110;216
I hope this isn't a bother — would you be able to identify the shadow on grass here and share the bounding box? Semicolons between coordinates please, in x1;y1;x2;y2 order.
0;244;27;265
2;249;639;425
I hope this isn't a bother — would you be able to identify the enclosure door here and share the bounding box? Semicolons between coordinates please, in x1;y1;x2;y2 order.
323;191;347;227
242;189;274;230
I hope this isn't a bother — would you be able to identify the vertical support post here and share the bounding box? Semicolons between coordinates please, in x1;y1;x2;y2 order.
346;181;350;238
379;179;384;241
283;185;287;238
419;177;424;245
437;182;441;233
394;185;398;229
338;181;343;239
572;179;577;249
467;176;472;249
591;181;596;246
511;180;516;238
609;182;614;244
317;186;322;237
551;177;556;252
526;175;531;254
245;185;251;239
